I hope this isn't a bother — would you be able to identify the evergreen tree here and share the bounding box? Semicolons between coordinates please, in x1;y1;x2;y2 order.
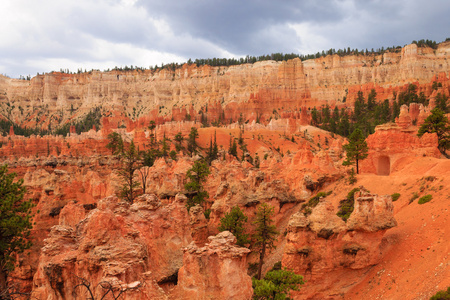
218;206;249;247
0;165;34;291
148;120;156;146
343;128;369;174
118;141;141;203
253;203;279;280
435;93;449;113
228;136;238;158
252;268;304;300
206;132;219;164
184;160;210;211
161;132;169;157
353;91;366;122
367;89;377;111
138;149;157;195
174;132;184;152
338;108;351;137
106;132;124;155
418;108;450;155
187;127;199;156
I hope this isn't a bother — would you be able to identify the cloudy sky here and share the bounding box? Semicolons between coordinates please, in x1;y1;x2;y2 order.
1;0;449;78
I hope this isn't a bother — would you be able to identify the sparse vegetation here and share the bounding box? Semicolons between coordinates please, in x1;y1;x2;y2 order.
55;106;103;136
430;286;450;300
410;192;419;203
391;193;401;202
337;188;360;221
301;191;332;215
348;167;357;184
418;194;432;205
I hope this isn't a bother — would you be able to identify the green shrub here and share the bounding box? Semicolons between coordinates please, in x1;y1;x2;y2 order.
270;261;282;271
424;176;437;182
252;268;304;300
301;191;332;215
418;194;432;204
169;150;177;160
203;209;211;219
391;193;401;202
337;188;360;221
430;286;450;300
348;167;357;184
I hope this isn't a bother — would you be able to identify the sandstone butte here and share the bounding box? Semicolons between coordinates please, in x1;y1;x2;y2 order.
0;42;449;299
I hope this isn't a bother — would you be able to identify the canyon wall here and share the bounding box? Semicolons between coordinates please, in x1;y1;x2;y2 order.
283;187;397;299
1;43;450;130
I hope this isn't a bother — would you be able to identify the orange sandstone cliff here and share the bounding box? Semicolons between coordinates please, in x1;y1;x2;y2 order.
1;42;450;131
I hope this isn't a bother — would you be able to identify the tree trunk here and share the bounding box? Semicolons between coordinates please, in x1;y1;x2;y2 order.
257;243;266;280
0;269;7;293
356;159;359;174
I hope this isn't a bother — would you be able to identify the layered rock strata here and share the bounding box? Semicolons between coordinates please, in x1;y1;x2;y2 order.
1;43;449;130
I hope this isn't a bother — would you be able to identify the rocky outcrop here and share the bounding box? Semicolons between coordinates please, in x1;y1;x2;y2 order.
32;194;192;300
176;231;252;300
282;187;396;298
360;122;441;175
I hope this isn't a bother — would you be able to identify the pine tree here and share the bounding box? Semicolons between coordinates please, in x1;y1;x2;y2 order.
0;165;34;291
106;132;124;155
118;141;141;203
161;132;169;157
228;136;238;158
218;206;249;247
206;132;219;165
174;132;184;152
343;128;368;174
187;127;199;156
148;120;156;146
252;268;304;300
418;108;450;155
367;89;377;111
184;160;210;211
253;203;279;280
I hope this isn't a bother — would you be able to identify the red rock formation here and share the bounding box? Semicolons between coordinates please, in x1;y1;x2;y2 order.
189;204;210;247
360;123;441;175
282;187;397;299
176;231;253;300
32;194;192;300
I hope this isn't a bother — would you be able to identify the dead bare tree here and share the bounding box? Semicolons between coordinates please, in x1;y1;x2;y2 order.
0;283;34;300
73;276;140;300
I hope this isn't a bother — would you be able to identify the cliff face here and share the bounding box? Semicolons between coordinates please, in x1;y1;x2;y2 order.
176;231;253;300
1;43;449;129
283;187;397;299
32;194;192;300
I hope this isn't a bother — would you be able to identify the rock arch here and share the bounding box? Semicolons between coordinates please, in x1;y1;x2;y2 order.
377;156;390;176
